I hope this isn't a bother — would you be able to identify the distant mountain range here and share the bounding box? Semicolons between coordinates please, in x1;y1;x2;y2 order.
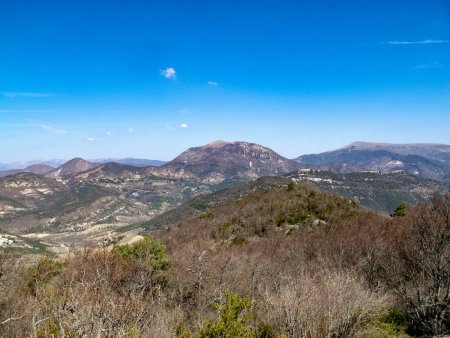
0;159;66;171
0;164;56;178
0;158;166;174
0;140;448;249
2;140;450;182
47;141;299;183
2;141;450;184
295;142;450;182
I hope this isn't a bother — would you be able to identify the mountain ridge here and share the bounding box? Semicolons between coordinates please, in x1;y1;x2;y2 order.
295;142;450;182
0;164;55;178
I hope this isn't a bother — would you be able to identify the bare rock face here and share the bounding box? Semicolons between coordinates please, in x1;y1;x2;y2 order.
155;141;299;182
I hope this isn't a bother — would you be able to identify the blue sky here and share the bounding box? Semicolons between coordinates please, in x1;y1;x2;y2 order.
1;0;449;162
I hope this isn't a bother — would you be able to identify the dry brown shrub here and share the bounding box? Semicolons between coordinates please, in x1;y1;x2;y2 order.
0;252;43;337
377;192;450;336
257;269;390;338
26;249;172;337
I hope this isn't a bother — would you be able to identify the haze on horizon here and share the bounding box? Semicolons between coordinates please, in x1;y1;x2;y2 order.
0;0;449;163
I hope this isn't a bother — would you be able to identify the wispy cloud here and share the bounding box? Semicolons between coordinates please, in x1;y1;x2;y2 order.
128;127;135;133
207;81;219;86
86;137;96;142
0;110;58;113
160;67;176;79
385;39;448;45
178;108;189;114
106;131;112;136
180;123;189;129
1;92;55;98
35;124;67;135
414;62;443;70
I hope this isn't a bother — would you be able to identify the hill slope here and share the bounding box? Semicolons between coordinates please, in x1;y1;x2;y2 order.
133;176;290;231
148;180;366;245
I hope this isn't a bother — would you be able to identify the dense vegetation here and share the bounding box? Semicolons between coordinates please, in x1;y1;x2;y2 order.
1;182;449;337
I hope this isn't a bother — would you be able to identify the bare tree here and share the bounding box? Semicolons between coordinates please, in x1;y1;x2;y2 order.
381;192;450;336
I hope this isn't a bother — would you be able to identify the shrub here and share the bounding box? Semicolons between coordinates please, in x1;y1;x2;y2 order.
197;291;256;338
391;203;407;217
287;181;297;191
360;308;412;338
113;236;171;271
26;257;63;296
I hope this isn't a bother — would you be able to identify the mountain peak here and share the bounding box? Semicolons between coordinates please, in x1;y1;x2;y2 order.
162;140;299;182
46;158;99;177
66;157;90;163
172;140;272;164
204;140;230;148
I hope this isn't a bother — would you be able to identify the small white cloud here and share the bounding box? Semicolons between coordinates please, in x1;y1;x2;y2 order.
180;123;189;129
160;67;176;79
385;39;448;45
128;127;135;133
207;81;219;86
86;137;95;142
106;131;112;136
2;92;55;98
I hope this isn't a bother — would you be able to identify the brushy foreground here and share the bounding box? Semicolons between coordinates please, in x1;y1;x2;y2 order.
1;183;449;337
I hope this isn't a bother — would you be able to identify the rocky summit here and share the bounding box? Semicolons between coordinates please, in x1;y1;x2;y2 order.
155;140;299;183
